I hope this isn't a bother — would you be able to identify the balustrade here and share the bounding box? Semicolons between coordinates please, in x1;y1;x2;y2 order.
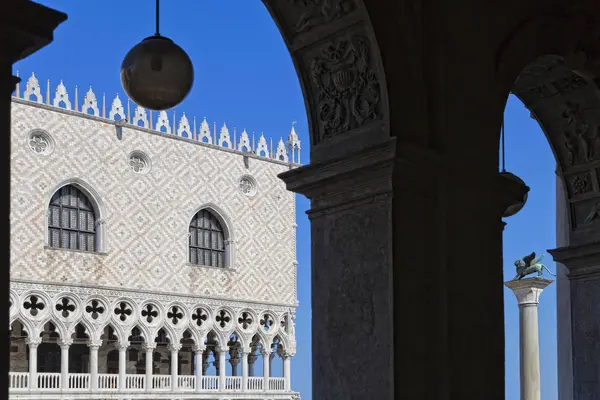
38;373;61;389
152;374;171;390
201;375;219;390
9;372;28;389
97;373;118;390
177;375;195;390
225;376;242;390
126;374;145;390
9;371;288;392
68;373;90;390
247;376;263;391
269;377;285;391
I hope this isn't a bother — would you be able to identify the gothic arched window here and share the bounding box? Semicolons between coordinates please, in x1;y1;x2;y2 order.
189;209;226;267
48;185;97;252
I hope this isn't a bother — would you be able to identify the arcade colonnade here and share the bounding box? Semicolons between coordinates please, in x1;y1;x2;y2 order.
3;1;600;400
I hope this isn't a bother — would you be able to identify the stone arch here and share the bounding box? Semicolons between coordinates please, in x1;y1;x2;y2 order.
45;177;107;252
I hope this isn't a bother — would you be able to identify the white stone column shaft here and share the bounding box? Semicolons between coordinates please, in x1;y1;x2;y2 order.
27;339;41;389
58;340;72;390
117;342;129;390
283;355;291;391
143;344;155;390
505;278;553;400
88;340;101;391
242;351;249;391
218;347;227;390
262;350;270;391
168;344;181;391
194;347;204;392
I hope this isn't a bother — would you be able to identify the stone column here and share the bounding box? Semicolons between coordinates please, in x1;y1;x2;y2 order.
230;355;240;376
26;338;42;389
261;348;270;391
116;341;129;390
550;242;600;400
193;345;205;392
88;339;102;391
241;350;249;391
218;346;227;390
283;353;291;391
505;278;553;400
58;339;72;390
248;352;257;377
142;343;156;390
168;343;181;391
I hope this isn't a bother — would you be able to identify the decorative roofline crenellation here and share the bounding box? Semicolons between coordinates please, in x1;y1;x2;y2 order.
14;72;302;165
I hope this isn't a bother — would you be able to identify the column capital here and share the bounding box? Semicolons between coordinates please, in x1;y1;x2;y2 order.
87;339;102;349
142;342;157;352
114;341;130;351
167;343;182;352
504;278;553;306
193;344;206;354
548;240;600;279
260;348;272;357
25;337;42;348
58;339;73;349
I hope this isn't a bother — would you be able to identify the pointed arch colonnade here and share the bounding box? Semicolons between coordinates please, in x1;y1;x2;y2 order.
4;1;600;400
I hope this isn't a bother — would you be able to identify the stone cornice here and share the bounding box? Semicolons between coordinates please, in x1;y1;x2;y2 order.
548;241;600;279
0;2;67;62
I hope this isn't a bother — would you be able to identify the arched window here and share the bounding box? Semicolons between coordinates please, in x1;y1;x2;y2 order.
48;185;97;252
189;209;226;267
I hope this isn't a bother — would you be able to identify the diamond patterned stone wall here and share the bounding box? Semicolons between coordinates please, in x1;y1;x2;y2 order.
10;100;298;306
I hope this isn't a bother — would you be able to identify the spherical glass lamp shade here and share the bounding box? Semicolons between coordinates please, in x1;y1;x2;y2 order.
120;35;194;111
500;171;529;217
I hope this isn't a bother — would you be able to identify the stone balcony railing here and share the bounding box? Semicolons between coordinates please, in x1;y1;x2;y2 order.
9;372;292;398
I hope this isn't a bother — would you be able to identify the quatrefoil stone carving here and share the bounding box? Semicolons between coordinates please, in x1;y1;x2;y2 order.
85;300;105;320
114;302;133;322
167;306;184;325
238;312;253;330
260;314;274;332
23;295;45;317
142;304;159;323
192;308;208;327
55;297;76;318
216;310;231;328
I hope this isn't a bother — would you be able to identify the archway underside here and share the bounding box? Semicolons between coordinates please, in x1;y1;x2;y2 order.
513;55;600;246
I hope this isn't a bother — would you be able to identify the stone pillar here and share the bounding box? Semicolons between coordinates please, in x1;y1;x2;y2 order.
550;242;600;400
248;352;257;377
218;346;227;390
88;339;102;391
168;343;181;391
142;343;156;390
505;278;553;400
26;338;42;389
283;353;291;391
58;339;72;390
230;355;240;376
193;345;205;392
241;350;249;391
261;348;270;391
116;341;129;390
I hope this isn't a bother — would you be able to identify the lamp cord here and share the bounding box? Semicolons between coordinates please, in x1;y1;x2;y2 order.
155;0;160;36
501;116;506;173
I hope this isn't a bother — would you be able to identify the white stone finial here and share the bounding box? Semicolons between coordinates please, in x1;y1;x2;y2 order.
46;79;51;105
132;105;149;128
275;137;289;162
218;123;231;148
15;71;20;98
109;94;126;121
287;122;301;164
256;134;269;157
177;112;192;138
53;80;72;110
238;129;251;152
74;85;79;112
82;86;99;116
23;72;42;103
155;110;171;134
198;117;213;144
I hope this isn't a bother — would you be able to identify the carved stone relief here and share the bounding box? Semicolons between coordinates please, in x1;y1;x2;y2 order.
304;31;382;144
571;198;600;229
286;0;357;34
566;171;594;197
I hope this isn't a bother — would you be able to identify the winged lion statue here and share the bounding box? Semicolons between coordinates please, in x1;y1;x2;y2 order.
513;252;555;280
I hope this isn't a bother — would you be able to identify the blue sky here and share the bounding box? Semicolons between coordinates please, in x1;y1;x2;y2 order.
17;2;559;399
